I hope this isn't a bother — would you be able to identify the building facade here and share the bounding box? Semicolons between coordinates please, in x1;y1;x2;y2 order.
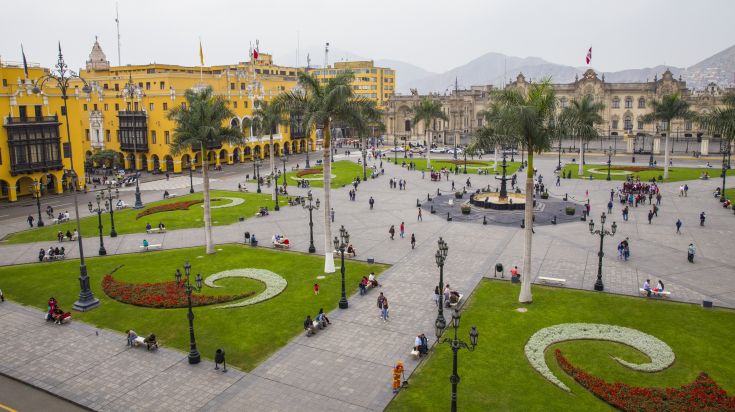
307;61;395;108
0;39;396;202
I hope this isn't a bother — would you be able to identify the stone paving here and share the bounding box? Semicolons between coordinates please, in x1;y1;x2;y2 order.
0;153;734;411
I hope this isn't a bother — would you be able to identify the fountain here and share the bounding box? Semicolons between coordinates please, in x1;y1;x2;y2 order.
470;151;528;210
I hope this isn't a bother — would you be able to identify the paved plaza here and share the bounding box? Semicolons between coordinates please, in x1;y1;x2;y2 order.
1;152;734;411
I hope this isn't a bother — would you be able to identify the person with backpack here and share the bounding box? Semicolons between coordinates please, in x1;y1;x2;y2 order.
688;243;696;263
388;225;395;240
377;292;389;322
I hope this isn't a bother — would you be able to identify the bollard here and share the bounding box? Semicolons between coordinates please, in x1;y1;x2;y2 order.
416;199;420;207
521;218;525;229
437;188;440;196
551;215;557;225
214;348;227;372
483;215;487;225
447;212;452;221
430;205;435;214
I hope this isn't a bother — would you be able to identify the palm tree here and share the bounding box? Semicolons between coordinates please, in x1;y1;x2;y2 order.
642;93;693;179
167;86;241;254
562;95;605;176
699;93;735;199
253;99;288;199
278;72;362;272
485;80;557;303
344;99;383;180
412;98;448;169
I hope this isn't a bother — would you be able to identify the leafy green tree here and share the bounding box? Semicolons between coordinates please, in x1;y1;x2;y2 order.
642;93;693;179
412;98;448;169
699;93;735;198
167;86;241;254
277;72;363;272
562;95;605;175
484;80;557;303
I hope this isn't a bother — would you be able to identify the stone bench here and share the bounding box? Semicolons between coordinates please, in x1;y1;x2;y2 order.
140;244;162;252
273;241;290;249
146;228;167;234
42;254;66;262
52;217;70;224
133;336;159;351
538;276;566;286
639;288;671;298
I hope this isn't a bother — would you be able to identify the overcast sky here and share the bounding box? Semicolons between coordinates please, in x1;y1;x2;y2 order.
2;0;733;74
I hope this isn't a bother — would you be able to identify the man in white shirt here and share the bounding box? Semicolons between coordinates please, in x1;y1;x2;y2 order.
643;279;651;297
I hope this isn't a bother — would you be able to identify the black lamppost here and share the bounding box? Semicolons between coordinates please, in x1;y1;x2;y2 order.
182;260;202;364
333;225;350;309
463;148;467;174
103;185;119;237
301;192;320;253
274;169;280;211
305;138;311;168
281;155;288;188
255;159;262;193
589;212;617;291
436;309;479;412
189;162;195;194
32;47;98;312
120;73;145;209
434;237;449;338
720;146;730;203
557;133;563;171
30;179;44;227
394;136;398;164
605;146;615;181
88;194;106;256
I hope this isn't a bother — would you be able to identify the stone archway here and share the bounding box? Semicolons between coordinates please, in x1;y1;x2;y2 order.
263;144;270;158
233;148;241;163
194;151;202;166
15;176;35;197
151;154;161;171
219;149;228;163
0;179;10;201
300;140;306;153
244;146;252;159
253;145;261;158
181;154;192;168
140;156;148;171
273;143;280;156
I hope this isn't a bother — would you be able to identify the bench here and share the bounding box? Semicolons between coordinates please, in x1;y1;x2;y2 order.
146;228;167;234
52;217;70;224
305;320;327;337
538;276;566;286
140;244;162;251
133;336;159;350
42;255;66;262
116;202;130;210
273;241;290;249
639;288;671;298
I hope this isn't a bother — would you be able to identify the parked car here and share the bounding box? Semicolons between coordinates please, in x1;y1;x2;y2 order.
446;148;463;155
390;147;406;153
430;147;447;153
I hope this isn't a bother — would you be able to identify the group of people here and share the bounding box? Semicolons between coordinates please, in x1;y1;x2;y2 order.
617;238;631;261
358;272;380;295
145;222;166;232
642;279;665;297
125;329;158;350
39;246;66;261
46;297;71;325
389;178;407;190
56;229;78;242
303;308;331;336
621;181;658;195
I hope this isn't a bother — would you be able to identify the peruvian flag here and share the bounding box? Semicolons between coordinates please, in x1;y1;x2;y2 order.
585;47;592;65
253;48;259;60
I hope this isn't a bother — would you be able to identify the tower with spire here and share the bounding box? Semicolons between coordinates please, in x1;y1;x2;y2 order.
86;36;110;71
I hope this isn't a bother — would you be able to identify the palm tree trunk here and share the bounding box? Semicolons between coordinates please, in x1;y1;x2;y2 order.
361;133;367;180
663;125;670;179
494;145;498;172
426;128;431;169
322;124;335;273
519;149;534;303
201;143;215;254
270;133;275;200
578;136;584;176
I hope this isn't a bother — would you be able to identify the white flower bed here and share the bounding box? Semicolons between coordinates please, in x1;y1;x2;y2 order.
524;323;675;392
204;268;287;309
201;197;245;209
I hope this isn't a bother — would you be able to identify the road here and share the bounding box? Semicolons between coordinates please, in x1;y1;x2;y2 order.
0;374;88;412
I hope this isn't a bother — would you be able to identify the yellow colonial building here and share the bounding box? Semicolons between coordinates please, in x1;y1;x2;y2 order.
308;61;395;108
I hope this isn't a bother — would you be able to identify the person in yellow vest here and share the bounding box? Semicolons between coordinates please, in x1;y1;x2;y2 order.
392;361;405;393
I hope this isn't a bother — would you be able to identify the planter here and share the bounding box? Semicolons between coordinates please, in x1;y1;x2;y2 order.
455;191;463;199
540;192;549;199
460;204;471;215
565;206;575;216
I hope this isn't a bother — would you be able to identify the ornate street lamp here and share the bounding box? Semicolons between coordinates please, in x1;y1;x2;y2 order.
333;225;350;309
305;138;311;168
88;194;107;256
434;237;449;338
33;46;98;312
182;260;201;364
463;148;468;174
605;146;616;181
189;162;195;194
436;309;479;412
103;184;119;237
589;212;617;291
720;146;730;203
120;73;145;209
255;159;262;193
30;179;44;227
274;168;280;211
301;192;320;253
281;155;288;188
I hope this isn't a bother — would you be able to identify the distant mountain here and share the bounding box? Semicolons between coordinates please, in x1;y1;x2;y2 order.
685;44;735;88
374;59;435;91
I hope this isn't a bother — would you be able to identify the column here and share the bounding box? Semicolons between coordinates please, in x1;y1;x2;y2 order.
228;154;234;165
625;136;634;154
701;138;710;156
173;160;182;173
7;185;17;202
653;137;661;154
147;157;154;172
54;174;64;194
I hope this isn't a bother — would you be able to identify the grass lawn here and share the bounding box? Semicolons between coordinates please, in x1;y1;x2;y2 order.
388;280;735;412
724;188;735;200
0;244;388;371
4;190;289;245
387;157;521;175
273;160;364;188
562;163;735;182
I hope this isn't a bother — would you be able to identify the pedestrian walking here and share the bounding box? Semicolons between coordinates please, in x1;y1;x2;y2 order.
451;181;455;191
653;204;659;217
369;196;375;210
434;286;440;306
607;201;613;214
556;175;561;186
610;189;614;202
410;233;416;249
684;184;689;197
417;207;423;221
389;225;395;240
27;215;34;228
648;210;654;224
313;283;320;295
399;222;405;238
377;292;389;321
679;185;684;197
676;218;682;234
331;208;335;222
700;211;706;226
656;193;662;205
622;206;629;221
687;243;696;263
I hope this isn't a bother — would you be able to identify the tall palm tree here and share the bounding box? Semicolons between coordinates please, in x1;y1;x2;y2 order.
642;93;693;179
699;93;735;199
412;98;448;169
485;80;557;303
278;72;362;273
562;95;604;176
344;99;383;180
253;99;288;199
167;86;241;254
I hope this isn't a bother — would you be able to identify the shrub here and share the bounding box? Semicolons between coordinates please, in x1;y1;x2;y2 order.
455;191;463;199
136;199;204;219
540;192;549;199
460;204;471;214
565;206;575;215
658;175;663;181
296;168;322;178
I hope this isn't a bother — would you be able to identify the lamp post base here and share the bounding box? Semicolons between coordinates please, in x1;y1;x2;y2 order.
339;298;348;309
308;244;316;253
99;247;107;256
38;221;45;227
72;297;100;312
111;230;117;238
188;351;201;364
594;281;604;291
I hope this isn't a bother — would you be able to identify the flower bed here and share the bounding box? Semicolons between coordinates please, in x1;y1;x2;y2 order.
296;168;322;178
555;349;735;411
610;166;660;173
203;268;288;309
136;199;204;219
101;274;254;308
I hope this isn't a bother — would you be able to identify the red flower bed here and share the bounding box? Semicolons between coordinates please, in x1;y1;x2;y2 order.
136;199;204;219
555;349;735;411
101;274;254;308
296;168;322;178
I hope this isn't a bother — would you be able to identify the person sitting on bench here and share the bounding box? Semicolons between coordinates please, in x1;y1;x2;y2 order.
39;248;46;262
163;190;170;199
368;272;379;288
146;223;152;232
66;230;73;241
414;333;429;356
158;222;166;231
126;329;138;346
304;315;316;336
316;308;331;327
347;244;356;257
653;280;664;293
143;333;158;350
143;239;150;249
642;279;652;297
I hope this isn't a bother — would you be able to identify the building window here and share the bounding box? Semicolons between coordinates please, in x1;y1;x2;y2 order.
93;104;98;111
106;130;111;142
104;103;108;111
612;120;619;130
83;104;88;111
560;98;568;109
85;129;90;141
151;130;157;144
244;101;248;108
612;98;620;109
160;81;165;90
638;120;644;130
2;79;7;87
625;97;633;109
165;131;170;144
149;103;154;111
404;120;411;132
240;83;246;90
145;82;151;90
233;101;237;109
624;116;633;131
638;97;646;108
114;83;119;91
115;103;120;111
230;83;235;90
60;106;66;116
686;121;692;131
163;102;168;111
34;105;43;118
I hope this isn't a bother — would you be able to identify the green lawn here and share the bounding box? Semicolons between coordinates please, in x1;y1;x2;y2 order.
388;280;735;412
271;160;364;188
0;244;388;371
4;190;289;244
562;163;735;182
387;157;521;175
724;188;735;200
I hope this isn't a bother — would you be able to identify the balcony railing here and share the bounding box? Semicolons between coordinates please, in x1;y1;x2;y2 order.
5;115;59;125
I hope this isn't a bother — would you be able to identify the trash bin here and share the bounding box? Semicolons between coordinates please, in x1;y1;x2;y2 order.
214;348;227;372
